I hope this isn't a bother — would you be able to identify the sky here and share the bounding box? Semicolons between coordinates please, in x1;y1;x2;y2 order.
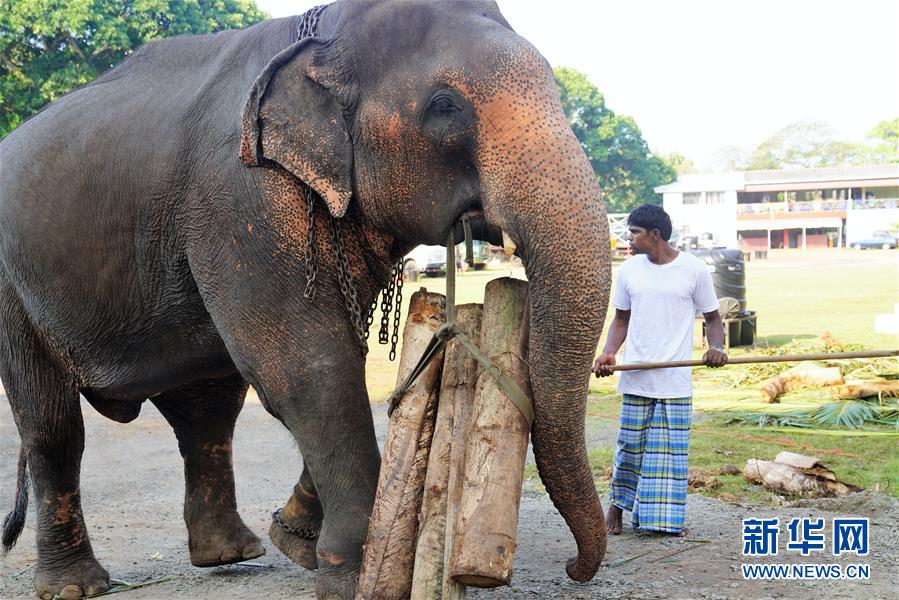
254;0;899;170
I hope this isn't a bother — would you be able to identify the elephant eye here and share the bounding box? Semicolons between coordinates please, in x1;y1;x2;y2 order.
429;94;460;114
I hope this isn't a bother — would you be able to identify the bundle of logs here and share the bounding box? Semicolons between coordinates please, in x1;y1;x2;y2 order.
356;278;531;600
760;364;899;403
744;451;862;498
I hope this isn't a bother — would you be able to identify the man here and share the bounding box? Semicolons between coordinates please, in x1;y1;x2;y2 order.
594;204;727;536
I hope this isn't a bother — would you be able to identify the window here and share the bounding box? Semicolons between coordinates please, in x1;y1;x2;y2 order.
683;192;700;205
705;191;725;204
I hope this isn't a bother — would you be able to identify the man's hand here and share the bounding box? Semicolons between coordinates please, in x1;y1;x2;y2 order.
702;346;728;368
593;353;617;377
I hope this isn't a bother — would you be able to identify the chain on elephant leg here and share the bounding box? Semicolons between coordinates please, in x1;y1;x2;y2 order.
269;468;323;571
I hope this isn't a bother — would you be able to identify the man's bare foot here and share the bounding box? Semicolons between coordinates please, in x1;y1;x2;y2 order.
605;504;623;535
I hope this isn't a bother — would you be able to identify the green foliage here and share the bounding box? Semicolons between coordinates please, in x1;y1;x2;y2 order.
661;151;695;175
0;0;266;137
714;117;898;171
724;397;899;430
857;118;899;165
745;120;863;171
725;336;863;388
553;67;676;213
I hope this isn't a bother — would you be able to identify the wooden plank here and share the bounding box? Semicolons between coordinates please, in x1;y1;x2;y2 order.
411;304;482;600
356;289;446;600
451;278;531;588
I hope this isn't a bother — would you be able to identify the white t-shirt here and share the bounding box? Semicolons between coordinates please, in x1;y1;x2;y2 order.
613;251;719;398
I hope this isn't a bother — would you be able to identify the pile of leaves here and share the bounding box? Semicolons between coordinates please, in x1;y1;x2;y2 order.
724;334;899;430
725;397;899;430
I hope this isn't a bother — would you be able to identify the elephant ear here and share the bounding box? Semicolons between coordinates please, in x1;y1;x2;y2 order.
241;38;353;218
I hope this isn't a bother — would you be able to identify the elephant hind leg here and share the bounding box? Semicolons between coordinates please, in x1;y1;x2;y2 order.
151;374;264;567
269;465;323;570
0;289;110;599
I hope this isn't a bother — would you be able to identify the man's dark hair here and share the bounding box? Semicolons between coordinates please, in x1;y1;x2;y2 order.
627;204;672;240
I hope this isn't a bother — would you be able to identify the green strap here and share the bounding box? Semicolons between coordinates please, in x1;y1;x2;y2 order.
386;322;458;416
453;330;534;427
386;230;534;428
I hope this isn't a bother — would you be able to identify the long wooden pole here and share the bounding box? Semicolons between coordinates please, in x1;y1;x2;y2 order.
608;350;897;372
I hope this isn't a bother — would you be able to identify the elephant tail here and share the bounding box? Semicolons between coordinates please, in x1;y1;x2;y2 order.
2;447;28;553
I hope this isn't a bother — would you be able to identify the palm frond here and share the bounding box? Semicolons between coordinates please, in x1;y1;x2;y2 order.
810;400;878;429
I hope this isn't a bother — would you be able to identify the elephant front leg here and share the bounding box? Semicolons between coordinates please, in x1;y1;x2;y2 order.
270;465;323;570
257;352;381;600
151;375;265;567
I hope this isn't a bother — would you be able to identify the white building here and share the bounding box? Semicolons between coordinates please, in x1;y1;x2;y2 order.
654;165;899;250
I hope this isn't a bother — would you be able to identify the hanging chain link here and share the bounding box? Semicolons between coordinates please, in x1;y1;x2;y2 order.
302;186;318;300
326;212;369;357
378;263;397;344
294;6;406;361
365;297;377;340
390;259;404;361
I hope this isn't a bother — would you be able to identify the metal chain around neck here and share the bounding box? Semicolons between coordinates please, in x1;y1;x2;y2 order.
295;4;405;361
296;5;326;40
326;210;368;357
302;186;318;300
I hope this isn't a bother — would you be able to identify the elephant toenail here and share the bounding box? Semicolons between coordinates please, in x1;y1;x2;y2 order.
58;584;83;599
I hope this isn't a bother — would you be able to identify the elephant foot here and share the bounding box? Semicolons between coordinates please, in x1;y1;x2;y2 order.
188;512;265;567
35;556;110;600
268;518;318;570
315;558;360;600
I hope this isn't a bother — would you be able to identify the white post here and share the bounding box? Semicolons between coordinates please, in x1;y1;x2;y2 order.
837;224;843;248
767;229;771;251
802;227;807;250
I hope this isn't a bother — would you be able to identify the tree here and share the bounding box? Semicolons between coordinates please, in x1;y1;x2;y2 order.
710;145;752;172
744;120;862;171
554;67;675;213
0;0;266;137
661;152;695;175
855;118;899;165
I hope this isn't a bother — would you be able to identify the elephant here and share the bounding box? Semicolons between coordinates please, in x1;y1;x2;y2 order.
0;1;612;598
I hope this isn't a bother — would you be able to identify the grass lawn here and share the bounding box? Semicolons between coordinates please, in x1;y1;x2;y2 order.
368;249;898;503
522;391;898;503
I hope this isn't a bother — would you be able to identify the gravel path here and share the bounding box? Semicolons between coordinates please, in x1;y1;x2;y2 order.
1;394;896;599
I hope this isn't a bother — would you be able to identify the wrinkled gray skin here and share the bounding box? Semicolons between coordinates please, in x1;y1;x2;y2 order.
0;1;611;598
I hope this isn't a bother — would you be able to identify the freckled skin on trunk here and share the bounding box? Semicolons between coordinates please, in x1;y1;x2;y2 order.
463;39;613;578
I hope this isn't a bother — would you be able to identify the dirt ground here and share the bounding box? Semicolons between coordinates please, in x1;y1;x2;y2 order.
1;392;896;599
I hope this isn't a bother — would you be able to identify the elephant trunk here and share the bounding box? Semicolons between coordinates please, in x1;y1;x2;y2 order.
475;57;612;579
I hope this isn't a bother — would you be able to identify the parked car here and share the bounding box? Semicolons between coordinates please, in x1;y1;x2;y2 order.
851;232;898;250
405;245;448;277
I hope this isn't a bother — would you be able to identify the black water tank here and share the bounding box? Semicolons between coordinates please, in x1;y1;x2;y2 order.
689;249;747;312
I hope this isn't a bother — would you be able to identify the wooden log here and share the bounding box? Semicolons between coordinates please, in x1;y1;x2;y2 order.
774;452;836;482
744;458;862;497
759;365;844;403
356;289;446;600
411;304;482;600
831;379;899;399
450;278;531;588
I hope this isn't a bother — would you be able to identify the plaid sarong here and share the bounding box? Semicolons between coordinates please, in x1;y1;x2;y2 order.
609;393;692;533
